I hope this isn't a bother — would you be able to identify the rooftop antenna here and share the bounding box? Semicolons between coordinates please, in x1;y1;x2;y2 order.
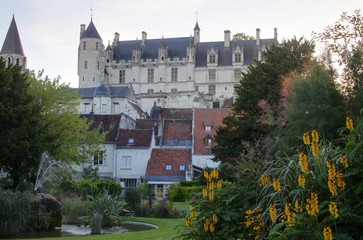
90;7;93;20
195;10;198;22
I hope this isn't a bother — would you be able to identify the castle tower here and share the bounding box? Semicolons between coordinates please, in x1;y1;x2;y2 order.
193;21;200;45
78;19;105;88
0;15;27;71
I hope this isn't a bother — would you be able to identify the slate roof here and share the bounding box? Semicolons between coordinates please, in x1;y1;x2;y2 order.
116;129;152;148
94;83;111;96
193;108;230;155
1;15;24;56
81;20;102;40
146;148;191;182
194;22;200;31
136;119;159;131
113;37;191;61
69;85;131;99
81;114;121;142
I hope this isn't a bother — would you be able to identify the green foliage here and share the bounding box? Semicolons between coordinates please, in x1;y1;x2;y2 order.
0;62;105;189
125;188;142;210
74;178;122;199
61;197;91;224
168;184;203;202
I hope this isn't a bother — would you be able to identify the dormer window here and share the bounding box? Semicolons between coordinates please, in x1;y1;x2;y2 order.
204;137;213;148
235;53;241;63
166;164;172;171
209;54;216;63
128;138;135;145
83;41;86;50
205;125;212;132
96;42;99;50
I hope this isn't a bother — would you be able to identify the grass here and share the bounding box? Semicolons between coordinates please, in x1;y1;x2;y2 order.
172;201;190;212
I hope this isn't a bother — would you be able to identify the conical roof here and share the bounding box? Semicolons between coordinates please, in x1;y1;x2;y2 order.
1;15;25;56
81;20;102;40
94;83;111;96
194;22;200;31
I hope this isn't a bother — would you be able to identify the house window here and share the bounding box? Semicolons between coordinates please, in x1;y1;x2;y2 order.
195;86;199;91
204;138;213;148
209;69;216;81
102;104;107;113
97;62;100;70
209;54;216;63
208;85;216;95
179;165;186;171
234;69;241;81
235;53;241;63
84;61;88;69
205;125;212;131
127;138;134;145
121;156;131;169
171;68;178;82
94;150;107;165
120;178;137;188
96;42;99;50
83;41;86;50
16;59;19;65
166;164;172;171
148;69;154;82
171;88;177;93
119;70;126;84
148;89;154;94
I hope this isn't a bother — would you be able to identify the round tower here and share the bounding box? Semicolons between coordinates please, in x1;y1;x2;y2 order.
78;19;105;88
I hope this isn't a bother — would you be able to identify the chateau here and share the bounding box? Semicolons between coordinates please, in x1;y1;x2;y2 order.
1;15;276;196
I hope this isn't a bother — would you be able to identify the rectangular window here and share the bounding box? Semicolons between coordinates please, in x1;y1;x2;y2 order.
171;88;177;93
209;69;216;81
94;150;106;165
148;69;154;83
97;62;100;70
204;138;213;148
120;178;137;188
195;86;199;91
84;61;88;69
166;164;172;171
83;41;86;50
179;165;186;171
209;54;216;63
121;156;131;169
96;42;99;50
205;125;212;131
127;138;134;145
119;70;126;84
235;53;241;63
234;69;242;81
171;68;178;82
208;84;216;95
102;104;106;113
148;89;154;94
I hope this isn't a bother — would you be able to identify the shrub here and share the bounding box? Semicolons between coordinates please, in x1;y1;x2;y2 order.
124;188;141;211
61;197;91;224
168;184;203;202
31;194;62;230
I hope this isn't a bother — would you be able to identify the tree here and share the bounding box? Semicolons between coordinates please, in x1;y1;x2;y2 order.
213;37;315;181
314;9;363;117
0;63;105;189
283;63;345;144
232;33;255;40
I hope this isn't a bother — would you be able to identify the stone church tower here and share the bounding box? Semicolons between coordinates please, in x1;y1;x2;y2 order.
0;15;27;71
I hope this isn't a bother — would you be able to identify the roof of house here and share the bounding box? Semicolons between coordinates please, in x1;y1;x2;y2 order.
136;119;159;130
1;15;24;56
81;114;120;142
116;129;152;148
161;119;192;147
69;85;131;99
146;148;191;181
81;20;102;40
193;108;230;155
160;108;193;120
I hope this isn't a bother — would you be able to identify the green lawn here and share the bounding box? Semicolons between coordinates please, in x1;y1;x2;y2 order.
18;217;184;240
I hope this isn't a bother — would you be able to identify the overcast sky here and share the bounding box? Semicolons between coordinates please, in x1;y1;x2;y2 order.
0;0;361;87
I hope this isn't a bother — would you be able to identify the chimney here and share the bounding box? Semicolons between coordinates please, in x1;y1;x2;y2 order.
274;28;278;42
113;32;119;46
256;28;261;46
224;30;231;48
80;24;86;38
142;31;147;43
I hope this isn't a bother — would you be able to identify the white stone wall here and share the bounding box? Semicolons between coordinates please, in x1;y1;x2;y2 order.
192;154;220;169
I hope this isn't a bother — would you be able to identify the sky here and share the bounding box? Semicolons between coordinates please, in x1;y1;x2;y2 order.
0;0;361;87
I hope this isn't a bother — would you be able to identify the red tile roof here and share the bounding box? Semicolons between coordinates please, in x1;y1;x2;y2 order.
116;129;152;148
146;148;191;180
193;108;230;154
162;119;192;141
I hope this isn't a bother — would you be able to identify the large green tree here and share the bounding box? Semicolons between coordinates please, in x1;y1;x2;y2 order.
213;37;315;180
0;63;105;189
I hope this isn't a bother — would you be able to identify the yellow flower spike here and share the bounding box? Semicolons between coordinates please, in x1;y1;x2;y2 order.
209;190;214;201
204;171;209;179
298;173;306;189
329;201;339;219
284;203;296;227
311;128;319;143
202;187;207;198
311;141;320;158
209;181;214;191
306;192;319;216
214;169;219;179
269;203;277;223
273;178;281;192
209;223;215;232
212;213;218;223
336;170;346;189
260;174;271;186
303;130;311;145
185;216;191;226
294;199;303;213
192;208;197;218
323;226;333;240
299;151;309;173
346;116;354;130
217;180;222;189
340;154;349;168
